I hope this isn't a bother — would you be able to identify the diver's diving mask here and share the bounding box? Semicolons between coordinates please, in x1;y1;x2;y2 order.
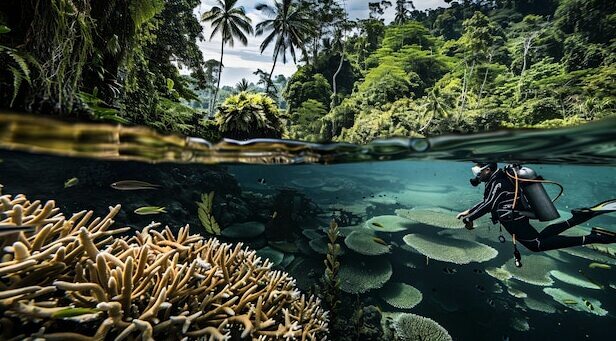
471;164;490;177
470;164;490;186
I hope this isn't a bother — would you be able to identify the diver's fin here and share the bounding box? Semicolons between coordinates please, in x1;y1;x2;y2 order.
590;199;616;212
572;199;616;216
591;227;616;239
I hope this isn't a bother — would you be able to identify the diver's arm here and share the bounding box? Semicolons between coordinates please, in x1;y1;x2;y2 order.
464;182;502;222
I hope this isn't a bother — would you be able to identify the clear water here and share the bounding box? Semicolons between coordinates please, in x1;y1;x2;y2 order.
1;114;615;340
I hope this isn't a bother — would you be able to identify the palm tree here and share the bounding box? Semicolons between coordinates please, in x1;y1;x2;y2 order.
236;78;250;92
255;0;314;94
201;0;254;116
394;0;414;25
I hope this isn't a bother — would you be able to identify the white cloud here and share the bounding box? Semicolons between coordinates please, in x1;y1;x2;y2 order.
193;0;448;86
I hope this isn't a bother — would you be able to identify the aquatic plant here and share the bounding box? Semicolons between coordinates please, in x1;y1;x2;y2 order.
322;220;341;315
0;190;328;339
196;191;221;235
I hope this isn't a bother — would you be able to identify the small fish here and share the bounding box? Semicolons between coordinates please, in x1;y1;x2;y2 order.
442;267;457;274
487;298;495;307
562;299;577;305
372;237;387;246
64;177;79;188
0;225;35;237
583;299;594;311
589;262;611;270
473;268;483;274
257;178;266;184
271;211;278;219
371;222;384;228
134;206;167;215
111;180;160;191
51;307;100;318
475;284;485;293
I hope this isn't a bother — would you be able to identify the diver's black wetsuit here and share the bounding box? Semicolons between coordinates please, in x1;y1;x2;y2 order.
463;168;603;252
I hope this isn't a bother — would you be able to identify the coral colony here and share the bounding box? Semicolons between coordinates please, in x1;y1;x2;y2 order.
0;190;328;340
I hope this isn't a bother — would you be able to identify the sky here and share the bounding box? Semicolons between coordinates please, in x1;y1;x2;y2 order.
194;0;448;87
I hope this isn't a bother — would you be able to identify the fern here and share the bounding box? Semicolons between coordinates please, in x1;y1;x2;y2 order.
129;0;165;30
0;45;34;107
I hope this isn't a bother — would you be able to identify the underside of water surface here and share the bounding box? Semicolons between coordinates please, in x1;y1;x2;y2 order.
1;116;615;340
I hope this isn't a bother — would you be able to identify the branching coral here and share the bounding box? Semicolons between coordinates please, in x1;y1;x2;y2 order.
0;190;328;340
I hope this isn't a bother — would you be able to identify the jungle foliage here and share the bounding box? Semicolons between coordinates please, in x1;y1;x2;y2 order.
0;0;614;144
284;0;616;143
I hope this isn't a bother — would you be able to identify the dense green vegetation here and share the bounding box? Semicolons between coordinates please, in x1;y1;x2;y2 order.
0;0;614;143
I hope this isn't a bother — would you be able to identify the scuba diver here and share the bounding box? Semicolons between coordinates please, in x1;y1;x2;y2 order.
456;162;616;264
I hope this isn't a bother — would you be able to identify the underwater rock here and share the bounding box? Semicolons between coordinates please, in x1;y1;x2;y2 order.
0;190;329;339
356;305;384;340
339;256;392;294
543;288;608;316
549;270;602;290
379;282;423;310
302;229;323;240
402;234;498;265
344;231;391;256
220;221;265;239
396;207;466;229
255;246;285;267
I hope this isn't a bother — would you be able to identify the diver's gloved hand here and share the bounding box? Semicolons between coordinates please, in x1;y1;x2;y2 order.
456;210;470;219
463;218;474;230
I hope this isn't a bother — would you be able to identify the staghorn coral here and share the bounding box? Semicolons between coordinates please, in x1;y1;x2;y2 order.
0;190;328;340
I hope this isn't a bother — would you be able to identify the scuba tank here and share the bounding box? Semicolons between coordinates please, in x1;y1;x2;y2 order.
506;164;561;221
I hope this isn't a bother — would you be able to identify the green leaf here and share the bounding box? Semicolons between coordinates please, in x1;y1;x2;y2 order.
166;78;174;91
0;25;10;34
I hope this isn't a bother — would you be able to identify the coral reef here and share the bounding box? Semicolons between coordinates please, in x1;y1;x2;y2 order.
385;313;452;341
402;234;498;265
0;191;328;340
378;282;422;310
344;231;391;256
395;208;466;229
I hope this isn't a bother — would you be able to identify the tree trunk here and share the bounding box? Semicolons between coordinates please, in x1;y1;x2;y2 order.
478;52;493;106
267;48;280;95
332;51;345;108
212;39;225;117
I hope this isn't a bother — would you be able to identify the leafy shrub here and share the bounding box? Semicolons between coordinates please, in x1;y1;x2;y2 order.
215;92;284;140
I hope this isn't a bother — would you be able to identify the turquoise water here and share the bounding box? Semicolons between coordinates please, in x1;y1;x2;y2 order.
1;116;615;340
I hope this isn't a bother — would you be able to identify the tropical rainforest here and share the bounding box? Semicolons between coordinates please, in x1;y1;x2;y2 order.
0;0;614;143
